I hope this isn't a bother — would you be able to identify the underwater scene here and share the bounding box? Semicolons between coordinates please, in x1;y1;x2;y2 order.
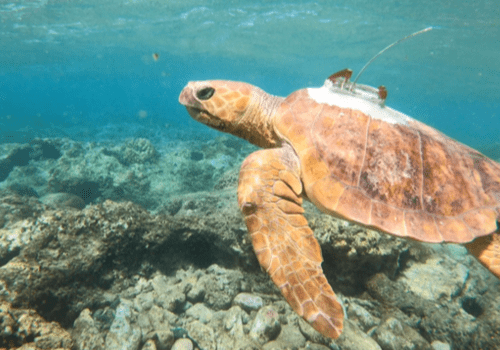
1;1;500;349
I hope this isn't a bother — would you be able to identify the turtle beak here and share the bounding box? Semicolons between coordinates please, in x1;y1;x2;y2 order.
179;82;217;126
179;82;201;108
179;82;204;121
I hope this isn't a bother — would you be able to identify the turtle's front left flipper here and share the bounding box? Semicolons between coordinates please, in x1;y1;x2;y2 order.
238;146;344;339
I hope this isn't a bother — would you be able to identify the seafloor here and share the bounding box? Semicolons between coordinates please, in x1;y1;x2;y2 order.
0;129;499;350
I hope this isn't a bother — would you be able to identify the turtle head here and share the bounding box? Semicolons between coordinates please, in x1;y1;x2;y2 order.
179;80;254;129
179;80;283;148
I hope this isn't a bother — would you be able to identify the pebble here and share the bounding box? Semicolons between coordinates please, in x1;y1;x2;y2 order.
141;339;157;350
186;282;205;302
104;301;142;350
151;276;186;312
249;305;281;345
264;323;306;349
372;317;431;350
171;338;194;350
154;329;175;350
233;293;264;312
431;340;451;350
336;319;382;350
186;320;216;350
224;305;250;331
186;303;213;324
134;291;155;312
304;344;331;350
346;303;380;332
72;309;105;350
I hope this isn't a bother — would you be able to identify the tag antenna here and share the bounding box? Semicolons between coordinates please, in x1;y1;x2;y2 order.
350;27;433;90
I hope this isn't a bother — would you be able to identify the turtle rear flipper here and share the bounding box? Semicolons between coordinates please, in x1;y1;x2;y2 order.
466;230;500;278
238;146;344;339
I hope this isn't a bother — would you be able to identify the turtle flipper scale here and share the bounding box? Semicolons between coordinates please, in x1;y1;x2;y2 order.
238;147;344;339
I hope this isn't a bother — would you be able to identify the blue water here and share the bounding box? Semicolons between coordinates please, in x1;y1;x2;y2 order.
0;0;499;149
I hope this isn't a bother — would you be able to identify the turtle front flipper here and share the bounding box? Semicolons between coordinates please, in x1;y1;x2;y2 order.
238;146;344;339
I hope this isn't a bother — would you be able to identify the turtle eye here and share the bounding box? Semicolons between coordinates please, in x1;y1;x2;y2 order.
196;87;215;100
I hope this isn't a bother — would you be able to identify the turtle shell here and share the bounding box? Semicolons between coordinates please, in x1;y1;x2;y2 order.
275;80;500;243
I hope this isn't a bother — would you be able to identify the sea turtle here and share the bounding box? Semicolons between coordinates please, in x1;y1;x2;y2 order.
178;69;500;339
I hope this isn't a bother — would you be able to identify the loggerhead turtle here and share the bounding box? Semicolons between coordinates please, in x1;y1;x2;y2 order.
178;68;500;339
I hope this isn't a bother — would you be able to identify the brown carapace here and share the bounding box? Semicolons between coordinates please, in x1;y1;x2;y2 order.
179;70;500;339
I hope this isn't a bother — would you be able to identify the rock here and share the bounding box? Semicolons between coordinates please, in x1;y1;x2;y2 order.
0;200;157;322
303;344;331;350
144;328;175;350
73;308;105;350
208;305;259;350
366;271;500;349
215;310;249;346
185;320;216;350
431;340;451;350
44;139;158;208
215;332;260;350
141;339;157;350
154;330;175;350
104;301;142;350
399;256;469;300
186;281;205;303
249;305;281;345
263;324;307;350
137;312;154;342
297;317;327;345
0;301;73;349
224;306;250;332
146;305;178;331
102;138;159;166
346;302;380;332
186;303;213;324
335;319;381;350
40;192;86;209
151;275;186;313
213;168;239;190
0;137;499;350
233;293;264;312
6;183;39;198
171;338;194;350
29;138;62;161
307;211;412;295
372;317;432;350
0;197;250;333
93;307;116;330
0;144;32;182
200;265;244;310
134;291;155;313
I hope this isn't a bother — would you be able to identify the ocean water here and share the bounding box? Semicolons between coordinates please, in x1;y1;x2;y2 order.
0;0;499;149
1;1;500;349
